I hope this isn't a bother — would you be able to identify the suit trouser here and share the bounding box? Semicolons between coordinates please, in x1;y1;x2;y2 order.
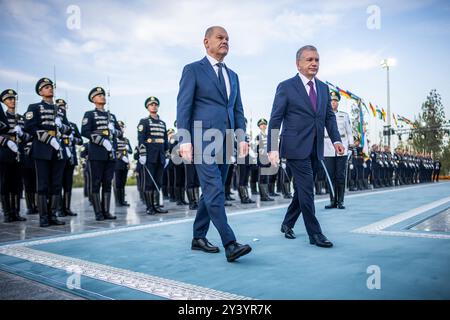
282;153;323;236
89;160;115;194
35;158;65;196
193;159;236;247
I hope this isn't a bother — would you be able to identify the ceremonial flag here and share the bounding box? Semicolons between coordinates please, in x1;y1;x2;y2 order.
369;102;377;117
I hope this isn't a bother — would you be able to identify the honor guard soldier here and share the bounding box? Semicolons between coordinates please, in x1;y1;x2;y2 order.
323;91;354;209
137;96;169;215
433;158;441;182
256;118;274;201
56;99;83;216
0;89;29;222
81;87;121;221
114;120;132;207
24;78;71;227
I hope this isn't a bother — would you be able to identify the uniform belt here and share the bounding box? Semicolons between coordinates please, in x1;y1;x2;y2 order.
122;150;127;155
7;136;17;142
146;138;164;144
48;130;56;137
63;138;70;145
102;130;109;136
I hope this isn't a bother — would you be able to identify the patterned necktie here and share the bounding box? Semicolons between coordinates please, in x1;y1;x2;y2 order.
217;62;228;101
307;80;317;112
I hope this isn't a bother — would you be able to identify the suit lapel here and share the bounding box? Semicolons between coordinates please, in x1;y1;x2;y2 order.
199;56;227;102
292;75;314;115
315;78;322;115
227;69;236;108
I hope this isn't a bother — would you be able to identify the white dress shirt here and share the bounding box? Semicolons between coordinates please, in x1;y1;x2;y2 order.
206;54;231;99
298;73;316;96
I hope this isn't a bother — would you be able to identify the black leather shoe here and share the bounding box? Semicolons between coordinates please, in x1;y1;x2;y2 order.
280;224;296;239
191;238;220;253
309;234;333;248
225;241;252;262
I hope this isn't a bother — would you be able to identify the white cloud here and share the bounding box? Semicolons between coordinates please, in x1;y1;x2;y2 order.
319;48;383;77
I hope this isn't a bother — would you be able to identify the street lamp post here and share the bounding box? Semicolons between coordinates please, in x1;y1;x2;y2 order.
381;58;395;149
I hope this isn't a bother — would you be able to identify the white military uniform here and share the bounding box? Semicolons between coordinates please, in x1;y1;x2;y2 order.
324;110;354;157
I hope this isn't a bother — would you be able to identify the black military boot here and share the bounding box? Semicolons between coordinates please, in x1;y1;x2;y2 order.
37;195;50;227
225;184;235;201
144;191;156;215
238;186;253;204
114;188;120;206
11;193;26;221
169;186;176;202
337;185;346;209
102;192;116;220
25;192;37;215
284;182;293;199
49;195;65;226
121;188;130;206
63;192;78;216
250;182;259;195
259;184;274;201
186;188;198;210
1;194;14;223
325;186;337;209
152;190;168;213
315;181;322;195
176;187;188;205
91;193;104;221
268;183;280;197
162;186;169;200
194;187;200;203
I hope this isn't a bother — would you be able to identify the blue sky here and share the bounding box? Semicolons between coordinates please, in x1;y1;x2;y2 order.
0;0;449;147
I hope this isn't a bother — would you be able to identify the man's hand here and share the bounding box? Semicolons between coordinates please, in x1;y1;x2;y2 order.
238;141;248;158
334;142;345;155
268;151;279;167
7;140;18;153
180;143;193;163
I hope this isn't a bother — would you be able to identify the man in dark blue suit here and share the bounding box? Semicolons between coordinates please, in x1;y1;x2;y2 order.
267;45;345;248
176;26;252;262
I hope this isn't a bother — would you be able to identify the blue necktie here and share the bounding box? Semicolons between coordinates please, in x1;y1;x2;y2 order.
217;62;228;102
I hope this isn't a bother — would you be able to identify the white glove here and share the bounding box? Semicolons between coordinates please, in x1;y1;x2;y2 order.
50;137;61;151
55;117;62;128
281;162;286;170
230;155;236;163
102;139;112;151
363;163;367;168
7;140;18;153
349;164;354;170
66;147;72;158
108;123;116;134
14;125;24;137
164;158;170;168
122;156;129;164
139;155;146;165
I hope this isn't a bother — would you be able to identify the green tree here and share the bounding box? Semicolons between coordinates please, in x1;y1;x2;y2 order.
412;89;446;155
440;142;450;176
